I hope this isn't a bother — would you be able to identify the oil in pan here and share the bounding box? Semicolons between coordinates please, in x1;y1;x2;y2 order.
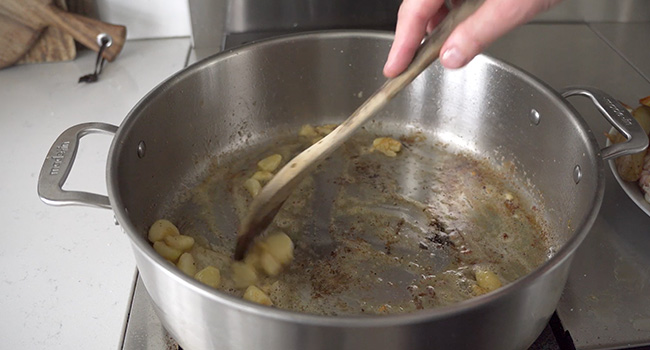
165;124;553;316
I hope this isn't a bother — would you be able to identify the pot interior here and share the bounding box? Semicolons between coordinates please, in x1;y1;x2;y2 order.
109;31;602;315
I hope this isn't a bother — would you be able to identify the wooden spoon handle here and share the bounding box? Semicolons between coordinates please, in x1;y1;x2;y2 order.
235;0;484;260
39;4;126;61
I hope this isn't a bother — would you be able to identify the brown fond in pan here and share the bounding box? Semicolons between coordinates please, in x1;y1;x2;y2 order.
164;125;553;316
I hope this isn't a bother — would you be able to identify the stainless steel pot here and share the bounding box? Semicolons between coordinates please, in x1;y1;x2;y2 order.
38;31;647;350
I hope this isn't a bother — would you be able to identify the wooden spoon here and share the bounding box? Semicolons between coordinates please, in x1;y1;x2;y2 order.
235;0;484;260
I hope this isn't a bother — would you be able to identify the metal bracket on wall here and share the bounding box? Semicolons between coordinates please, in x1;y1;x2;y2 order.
187;0;229;55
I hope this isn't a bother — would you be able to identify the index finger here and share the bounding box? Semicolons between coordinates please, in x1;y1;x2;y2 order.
384;0;446;78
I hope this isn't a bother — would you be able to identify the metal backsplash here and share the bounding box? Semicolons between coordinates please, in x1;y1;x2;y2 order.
537;0;650;22
188;0;650;50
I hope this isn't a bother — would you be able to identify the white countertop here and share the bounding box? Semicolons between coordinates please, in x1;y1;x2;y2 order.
0;37;191;350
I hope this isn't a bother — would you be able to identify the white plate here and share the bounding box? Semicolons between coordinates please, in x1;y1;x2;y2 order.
606;127;650;216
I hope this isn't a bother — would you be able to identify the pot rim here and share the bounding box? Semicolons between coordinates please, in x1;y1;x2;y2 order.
108;30;605;327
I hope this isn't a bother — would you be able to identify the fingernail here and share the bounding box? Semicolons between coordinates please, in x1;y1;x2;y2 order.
383;55;397;77
441;47;466;69
383;58;392;73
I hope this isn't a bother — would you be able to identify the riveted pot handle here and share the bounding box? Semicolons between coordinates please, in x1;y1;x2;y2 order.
561;87;648;160
38;122;118;209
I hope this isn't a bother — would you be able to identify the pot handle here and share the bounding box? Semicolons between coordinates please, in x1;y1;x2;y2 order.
561;87;648;160
38;122;118;209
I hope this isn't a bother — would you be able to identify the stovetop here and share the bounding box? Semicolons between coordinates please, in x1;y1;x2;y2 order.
121;23;650;350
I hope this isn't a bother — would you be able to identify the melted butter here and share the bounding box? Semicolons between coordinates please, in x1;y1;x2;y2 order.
168;128;553;316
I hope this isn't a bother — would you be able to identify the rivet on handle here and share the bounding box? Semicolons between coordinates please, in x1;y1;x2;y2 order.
529;109;541;125
137;141;147;159
573;165;582;184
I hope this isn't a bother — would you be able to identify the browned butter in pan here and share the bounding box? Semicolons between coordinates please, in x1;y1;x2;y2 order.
170;125;553;316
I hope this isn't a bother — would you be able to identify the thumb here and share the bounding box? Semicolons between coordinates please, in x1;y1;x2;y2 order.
440;0;559;69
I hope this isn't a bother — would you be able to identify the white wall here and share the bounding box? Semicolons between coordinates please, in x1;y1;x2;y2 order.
95;0;192;39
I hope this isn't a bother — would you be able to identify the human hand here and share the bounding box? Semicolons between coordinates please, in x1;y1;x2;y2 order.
383;0;563;77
